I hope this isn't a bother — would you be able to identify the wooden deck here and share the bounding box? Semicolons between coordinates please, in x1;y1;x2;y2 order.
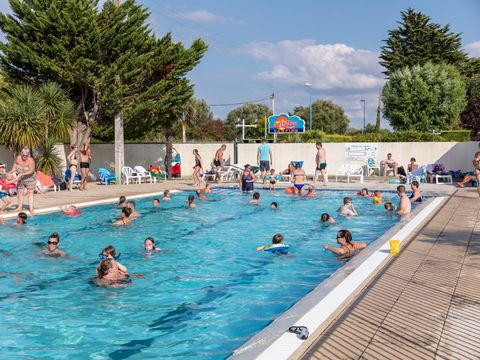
299;188;480;360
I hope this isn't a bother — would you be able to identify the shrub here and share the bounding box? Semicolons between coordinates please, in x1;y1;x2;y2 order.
440;130;471;141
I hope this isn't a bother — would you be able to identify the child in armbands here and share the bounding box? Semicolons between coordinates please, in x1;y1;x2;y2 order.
373;190;382;204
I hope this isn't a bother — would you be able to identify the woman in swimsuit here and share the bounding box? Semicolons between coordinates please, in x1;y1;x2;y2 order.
79;143;91;191
192;149;203;187
292;163;306;195
409;180;422;203
239;164;255;192
67;145;78;191
324;230;366;258
41;232;66;257
13;148;36;214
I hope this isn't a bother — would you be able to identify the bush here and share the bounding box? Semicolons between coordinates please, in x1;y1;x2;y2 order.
440;130;471;141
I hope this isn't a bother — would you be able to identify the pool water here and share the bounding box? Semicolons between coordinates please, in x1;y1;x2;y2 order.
0;189;408;359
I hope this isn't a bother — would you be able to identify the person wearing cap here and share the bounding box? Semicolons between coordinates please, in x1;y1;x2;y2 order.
12;147;36;215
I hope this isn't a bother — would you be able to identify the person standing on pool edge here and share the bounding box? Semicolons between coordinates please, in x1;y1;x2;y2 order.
314;142;327;186
13;147;36;215
79;142;91;191
257;139;272;181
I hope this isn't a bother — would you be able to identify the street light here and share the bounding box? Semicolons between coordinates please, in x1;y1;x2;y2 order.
360;99;366;134
305;83;312;131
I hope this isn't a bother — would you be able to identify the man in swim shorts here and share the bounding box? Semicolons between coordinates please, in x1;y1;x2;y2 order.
257;139;272;180
214;144;226;169
396;185;411;215
314;142;327;186
79;143;91;191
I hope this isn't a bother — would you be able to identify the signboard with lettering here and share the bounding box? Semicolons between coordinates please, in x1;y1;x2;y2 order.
268;113;305;133
344;143;379;161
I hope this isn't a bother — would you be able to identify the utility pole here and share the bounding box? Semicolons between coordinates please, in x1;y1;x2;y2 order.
360;99;366;134
271;92;276;143
114;0;124;184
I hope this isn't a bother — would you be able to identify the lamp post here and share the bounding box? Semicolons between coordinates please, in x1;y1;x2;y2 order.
360;99;366;134
305;83;312;131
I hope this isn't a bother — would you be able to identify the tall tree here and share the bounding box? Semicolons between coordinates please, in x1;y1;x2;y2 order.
224;103;272;141
0;0;155;146
380;8;466;77
125;35;207;175
375;90;382;132
293;100;349;134
382;63;466;131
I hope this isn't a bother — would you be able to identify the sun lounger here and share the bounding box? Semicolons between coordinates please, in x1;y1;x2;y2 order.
98;168;116;185
65;169;81;189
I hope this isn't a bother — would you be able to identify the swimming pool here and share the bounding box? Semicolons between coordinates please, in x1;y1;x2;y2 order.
0;189;408;359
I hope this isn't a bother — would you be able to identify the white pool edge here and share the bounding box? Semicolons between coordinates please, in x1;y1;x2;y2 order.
233;196;446;360
0;190;182;220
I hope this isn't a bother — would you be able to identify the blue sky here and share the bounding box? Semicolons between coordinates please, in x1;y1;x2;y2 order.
1;0;479;129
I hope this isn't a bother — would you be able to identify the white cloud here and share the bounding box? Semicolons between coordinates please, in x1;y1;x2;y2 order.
235;40;385;91
465;41;480;57
177;10;236;24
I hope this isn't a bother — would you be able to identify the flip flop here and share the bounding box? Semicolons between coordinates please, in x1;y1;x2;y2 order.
288;326;309;339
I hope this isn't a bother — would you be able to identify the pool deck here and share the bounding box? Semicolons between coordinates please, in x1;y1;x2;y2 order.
296;187;480;360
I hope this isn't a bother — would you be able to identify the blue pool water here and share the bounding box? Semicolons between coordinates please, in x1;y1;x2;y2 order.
0;189;408;359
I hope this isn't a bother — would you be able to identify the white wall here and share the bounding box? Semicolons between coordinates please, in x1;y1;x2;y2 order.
0;142;477;177
237;142;479;176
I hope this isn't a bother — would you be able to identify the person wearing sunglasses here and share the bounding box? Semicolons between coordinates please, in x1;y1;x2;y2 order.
42;232;66;257
324;230;366;258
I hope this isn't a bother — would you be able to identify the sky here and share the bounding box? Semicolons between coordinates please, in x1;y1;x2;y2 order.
1;0;479;129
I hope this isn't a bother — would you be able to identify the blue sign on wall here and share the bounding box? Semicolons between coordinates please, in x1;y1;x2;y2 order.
268;113;305;133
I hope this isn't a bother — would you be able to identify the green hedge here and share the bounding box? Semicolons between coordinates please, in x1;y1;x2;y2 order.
284;130;472;143
440;130;471;142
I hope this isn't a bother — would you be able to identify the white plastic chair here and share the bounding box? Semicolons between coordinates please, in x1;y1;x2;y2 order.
134;166;154;183
347;164;364;183
122;166;141;185
335;164;350;182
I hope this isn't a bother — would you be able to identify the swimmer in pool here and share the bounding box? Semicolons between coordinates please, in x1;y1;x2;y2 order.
126;201;140;218
257;234;286;251
324;230;366;257
359;188;369;197
144;237;161;252
337;197;358;216
162;190;171;201
373;190;382;204
202;183;212;194
98;245;127;274
153;198;160;207
270;202;278;209
113;207;132;226
196;189;208;200
384;201;394;212
94;259;130;287
320;213;336;223
187;195;196;208
42;232;66;257
15;212;28;225
306;184;316;197
250;191;260;205
118;196;127;208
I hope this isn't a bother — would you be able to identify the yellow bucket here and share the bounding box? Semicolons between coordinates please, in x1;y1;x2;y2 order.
389;240;400;254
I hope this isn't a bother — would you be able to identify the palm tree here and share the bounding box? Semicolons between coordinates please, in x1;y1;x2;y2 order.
0;85;45;153
0;83;75;153
38;82;76;142
36;139;62;176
